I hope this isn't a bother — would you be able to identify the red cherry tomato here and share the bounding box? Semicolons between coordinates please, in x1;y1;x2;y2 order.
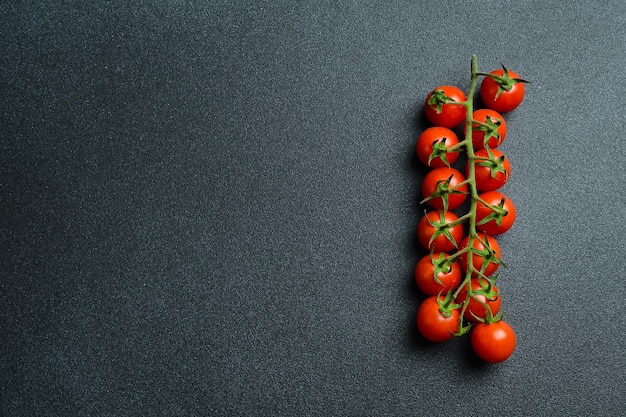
476;191;517;235
471;321;517;363
469;109;507;150
456;278;501;322
424;85;467;128
422;167;468;211
415;127;460;168
458;234;502;277
416;210;464;253
467;148;511;192
414;252;461;296
480;68;525;113
416;295;460;342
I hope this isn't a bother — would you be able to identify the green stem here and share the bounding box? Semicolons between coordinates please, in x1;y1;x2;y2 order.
454;55;481;308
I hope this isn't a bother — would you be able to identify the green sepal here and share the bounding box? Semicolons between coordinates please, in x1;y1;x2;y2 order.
427;89;458;114
420;174;467;212
475;147;509;181
424;210;460;250
427;137;453;168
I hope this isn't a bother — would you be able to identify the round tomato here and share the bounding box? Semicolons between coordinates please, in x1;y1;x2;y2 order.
476;191;516;235
480;68;525;113
424;85;467;128
456;278;501;322
416;295;460;342
415;252;461;296
415;127;460;168
468;109;507;150
416;210;464;253
458;234;502;277
422;167;468;211
467;148;511;192
471;321;516;363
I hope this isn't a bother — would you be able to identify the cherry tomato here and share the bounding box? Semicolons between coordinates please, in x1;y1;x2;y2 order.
480;68;525;113
476;191;517;235
456;278;501;322
467;148;511;192
422;167;468;211
468;109;507;150
414;252;461;296
458;234;502;277
471;321;517;363
424;85;467;128
416;295;460;342
415;127;460;168
416;210;464;253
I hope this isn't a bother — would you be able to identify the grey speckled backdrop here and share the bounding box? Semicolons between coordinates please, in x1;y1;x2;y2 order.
2;1;625;416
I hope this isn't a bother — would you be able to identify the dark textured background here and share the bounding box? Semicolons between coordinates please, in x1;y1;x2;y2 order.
2;1;625;416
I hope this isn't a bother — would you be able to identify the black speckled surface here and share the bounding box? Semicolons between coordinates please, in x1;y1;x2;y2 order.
2;1;626;416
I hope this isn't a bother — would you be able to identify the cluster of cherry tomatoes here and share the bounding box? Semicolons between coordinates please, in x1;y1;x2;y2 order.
414;58;526;363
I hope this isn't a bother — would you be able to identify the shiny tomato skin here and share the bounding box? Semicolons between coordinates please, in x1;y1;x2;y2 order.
458;234;502;277
414;253;462;296
416;295;460;342
422;167;468;211
416;210;464;253
424;85;467;128
469;109;507;150
456;278;501;322
480;69;525;113
476;191;517;235
467;149;511;192
471;321;517;363
415;127;460;168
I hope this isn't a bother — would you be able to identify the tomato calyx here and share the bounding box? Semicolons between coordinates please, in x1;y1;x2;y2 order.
474;147;510;181
423;210;461;249
429;251;454;285
476;197;509;227
435;290;461;319
428;138;454;167
473;232;507;273
420;174;467;212
465;275;504;323
478;64;529;98
427;88;463;114
472;115;503;148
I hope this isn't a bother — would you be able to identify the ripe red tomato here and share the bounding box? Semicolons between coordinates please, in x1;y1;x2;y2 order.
476;191;517;235
414;252;461;296
416;210;464;253
458;234;502;277
468;109;507;150
467;148;511;192
456;278;501;322
480;68;525;113
471;321;517;363
424;85;467;128
422;167;468;211
416;295;460;342
415;127;460;168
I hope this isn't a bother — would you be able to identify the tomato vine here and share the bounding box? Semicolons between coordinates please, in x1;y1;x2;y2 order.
414;55;527;363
